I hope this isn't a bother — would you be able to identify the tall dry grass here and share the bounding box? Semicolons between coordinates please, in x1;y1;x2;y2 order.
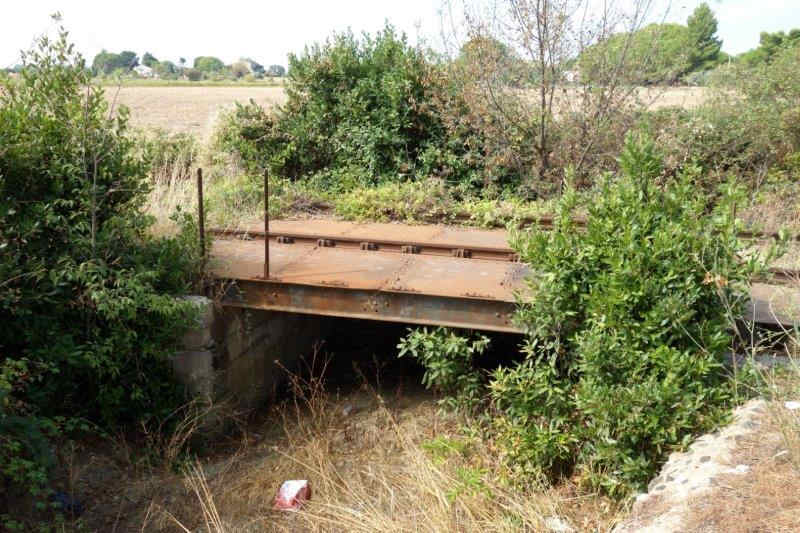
160;353;622;533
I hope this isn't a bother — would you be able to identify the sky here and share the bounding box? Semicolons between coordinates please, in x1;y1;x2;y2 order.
2;1;799;68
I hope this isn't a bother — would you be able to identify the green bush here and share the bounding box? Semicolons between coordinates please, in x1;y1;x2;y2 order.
495;133;769;495
401;135;776;497
0;25;202;521
214;25;490;192
398;327;490;413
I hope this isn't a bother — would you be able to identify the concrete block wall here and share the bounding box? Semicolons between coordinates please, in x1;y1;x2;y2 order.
170;295;330;409
171;295;215;398
213;307;329;408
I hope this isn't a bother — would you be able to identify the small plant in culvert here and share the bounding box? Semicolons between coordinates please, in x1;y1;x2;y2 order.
496;133;780;496
398;327;490;413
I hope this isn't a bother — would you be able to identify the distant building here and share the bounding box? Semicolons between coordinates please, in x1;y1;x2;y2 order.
133;64;155;78
563;69;579;83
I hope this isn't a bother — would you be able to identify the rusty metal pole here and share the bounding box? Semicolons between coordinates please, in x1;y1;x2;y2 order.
264;168;270;279
197;168;205;259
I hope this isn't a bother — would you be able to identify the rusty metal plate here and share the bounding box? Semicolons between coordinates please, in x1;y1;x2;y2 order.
210;240;315;279
248;219;362;238
339;222;445;242
271;247;409;290
432;227;510;250
386;254;524;301
211;238;526;301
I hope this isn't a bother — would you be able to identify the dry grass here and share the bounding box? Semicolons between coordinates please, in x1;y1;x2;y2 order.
108;86;707;138
684;402;800;533
64;352;623;533
106;86;287;137
161;380;622;533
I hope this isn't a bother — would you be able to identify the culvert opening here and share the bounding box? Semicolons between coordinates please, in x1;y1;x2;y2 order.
280;316;526;399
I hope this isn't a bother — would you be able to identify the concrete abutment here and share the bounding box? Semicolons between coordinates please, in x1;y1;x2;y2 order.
171;296;330;408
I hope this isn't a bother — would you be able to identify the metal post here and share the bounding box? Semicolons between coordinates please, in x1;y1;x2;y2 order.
264;168;270;279
197;168;205;259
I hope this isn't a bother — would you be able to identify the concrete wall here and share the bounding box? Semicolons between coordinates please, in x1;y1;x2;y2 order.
213;307;328;407
171;296;329;408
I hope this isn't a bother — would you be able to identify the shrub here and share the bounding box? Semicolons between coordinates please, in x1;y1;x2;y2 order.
398;327;490;413
215;25;489;192
494;133;771;495
0;24;202;521
137;130;199;181
184;68;203;81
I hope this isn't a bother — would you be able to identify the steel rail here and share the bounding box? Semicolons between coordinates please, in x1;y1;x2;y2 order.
208;227;800;280
208;228;520;262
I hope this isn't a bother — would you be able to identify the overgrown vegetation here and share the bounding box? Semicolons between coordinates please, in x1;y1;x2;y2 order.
0;24;203;527
216;25;490;191
401;135;779;496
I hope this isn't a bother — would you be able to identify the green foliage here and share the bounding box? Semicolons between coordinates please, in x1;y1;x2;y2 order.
142;52;159;68
738;29;800;67
580;24;691;84
687;3;722;72
154;60;179;79
92;49;139;75
137;130;199;179
267;64;285;77
398;327;490;412
334;179;459;222
215;25;486;191
495;133;769;495
185;67;203;81
193;56;225;73
0;25;202;521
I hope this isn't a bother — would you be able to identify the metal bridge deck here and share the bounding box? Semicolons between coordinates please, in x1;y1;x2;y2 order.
210;220;800;332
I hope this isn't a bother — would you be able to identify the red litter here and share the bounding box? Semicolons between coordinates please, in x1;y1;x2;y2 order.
273;480;312;511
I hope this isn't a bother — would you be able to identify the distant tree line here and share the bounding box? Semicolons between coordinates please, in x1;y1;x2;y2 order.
578;2;724;85
88;49;286;81
578;2;800;86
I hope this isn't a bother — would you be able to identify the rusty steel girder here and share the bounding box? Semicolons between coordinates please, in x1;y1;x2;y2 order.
223;279;521;333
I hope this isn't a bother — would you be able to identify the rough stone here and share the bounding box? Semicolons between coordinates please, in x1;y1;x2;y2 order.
614;399;771;533
544;516;575;533
171;350;214;397
180;295;214;350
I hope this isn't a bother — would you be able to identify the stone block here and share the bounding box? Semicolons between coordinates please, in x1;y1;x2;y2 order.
171;350;214;397
179;295;214;349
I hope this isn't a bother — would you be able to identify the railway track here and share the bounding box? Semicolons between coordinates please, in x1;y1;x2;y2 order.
208;223;800;282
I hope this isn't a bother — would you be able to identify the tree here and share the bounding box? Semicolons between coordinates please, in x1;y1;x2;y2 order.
442;0;663;190
739;29;800;67
193;56;224;73
687;2;722;71
117;50;139;69
267;64;286;77
92;50;138;75
154;60;178;79
92;49;118;75
231;61;250;79
1;23;201;520
184;67;203;81
580;24;691;84
242;57;265;75
142;51;159;68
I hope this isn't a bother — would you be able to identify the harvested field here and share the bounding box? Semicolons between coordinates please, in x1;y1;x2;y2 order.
105;86;287;137
107;85;710;137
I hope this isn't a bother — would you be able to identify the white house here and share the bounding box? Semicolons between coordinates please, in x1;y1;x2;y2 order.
133;64;155;78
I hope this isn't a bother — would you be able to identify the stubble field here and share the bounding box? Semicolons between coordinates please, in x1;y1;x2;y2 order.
107;85;710;137
105;86;287;136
